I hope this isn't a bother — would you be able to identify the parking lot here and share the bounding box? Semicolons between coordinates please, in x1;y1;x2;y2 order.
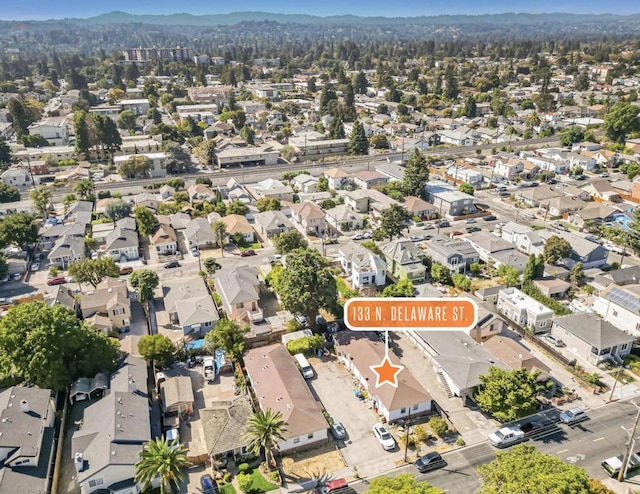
306;356;406;466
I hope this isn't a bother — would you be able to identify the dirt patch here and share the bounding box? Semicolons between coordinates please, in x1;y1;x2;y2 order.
281;443;346;484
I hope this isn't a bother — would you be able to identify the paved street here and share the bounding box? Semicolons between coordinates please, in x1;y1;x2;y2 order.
349;400;640;493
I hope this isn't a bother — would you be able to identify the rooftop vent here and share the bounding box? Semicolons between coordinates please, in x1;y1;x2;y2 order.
20;400;29;413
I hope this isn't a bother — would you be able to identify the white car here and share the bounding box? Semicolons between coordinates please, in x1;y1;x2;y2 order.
30;262;40;271
372;424;396;451
353;233;364;241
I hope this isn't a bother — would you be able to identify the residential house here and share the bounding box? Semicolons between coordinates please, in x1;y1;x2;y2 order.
220;214;255;244
244;344;328;452
446;164;484;185
215;146;280;167
381;238;427;282
500;222;533;244
351;171;388;190
593;283;640;337
464;231;516;264
113;152;168;178
105;220;139;262
28;116;69;145
335;332;431;423
0;387;56;494
158;184;175;201
551;313;634;365
568;203;620;229
323;168;350;190
426;235;480;273
338;242;387;289
533;278;572;298
375;161;406;182
185;217;217;248
72;355;150;494
482;336;551;376
408;330;510;400
163;276;220;336
473;285;505;304
151;224;178;255
539;230;608;269
403;196;437;220
213;267;264;323
291;174;319;194
133;192;159;211
543;196;588;218
201;395;253;463
187;184;217;203
1;166;33;189
169;213;191;231
79;277;131;333
580;179;621;202
425;185;476;217
160;376;195;416
49;234;85;268
343;189;370;214
324;205;365;233
54;165;90;183
515;185;562;208
291;201;326;236
468;301;508;343
255;179;295;202
493;158;525;181
496;287;554;333
253;211;294;238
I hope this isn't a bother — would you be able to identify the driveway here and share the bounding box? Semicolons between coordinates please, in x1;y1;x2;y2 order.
307;357;405;466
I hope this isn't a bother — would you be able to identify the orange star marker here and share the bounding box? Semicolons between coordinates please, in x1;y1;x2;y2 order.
370;355;404;388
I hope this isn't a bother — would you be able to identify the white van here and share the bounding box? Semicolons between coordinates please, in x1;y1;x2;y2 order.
294;353;314;379
166;428;180;447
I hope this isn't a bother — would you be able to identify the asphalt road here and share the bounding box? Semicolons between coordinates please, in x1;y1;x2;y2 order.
350;400;640;493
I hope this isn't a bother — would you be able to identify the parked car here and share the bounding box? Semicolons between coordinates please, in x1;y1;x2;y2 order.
330;421;347;440
576;175;587;181
353;233;364;240
0;275;9;283
239;249;256;257
30;262;40;271
200;474;219;494
496;186;507;192
12;273;22;281
465;218;477;224
372;423;396;451
599;172;610;178
91;252;99;260
325;237;339;244
423;224;435;230
409;236;421;242
47;276;66;286
269;254;283;264
362;232;373;239
438;221;450;228
542;334;565;347
295;314;308;327
559;407;588;425
483;214;497;221
164;261;181;269
452;231;463;236
119;266;133;276
415;452;447;473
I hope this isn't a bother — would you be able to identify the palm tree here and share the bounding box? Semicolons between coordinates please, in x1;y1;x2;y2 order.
525;111;541;131
211;220;228;257
135;437;191;494
73;178;96;201
243;408;288;471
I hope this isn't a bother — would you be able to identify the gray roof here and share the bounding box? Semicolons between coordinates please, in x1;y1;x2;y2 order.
185;217;216;244
553;313;634;349
0;427;55;494
491;250;529;273
428;235;479;260
160;376;195;411
374;161;406;181
106;225;139;251
70;374;109;401
201;396;253;457
213;267;261;306
465;231;515;254
381;238;425;265
607;266;640;286
162;277;219;327
601;285;640;314
49;234;84;260
39;222;85;239
253;210;294;232
73;355;150;485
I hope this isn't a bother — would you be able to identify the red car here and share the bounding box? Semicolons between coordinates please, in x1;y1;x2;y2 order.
239;250;256;257
452;231;464;236
47;276;66;286
119;267;133;276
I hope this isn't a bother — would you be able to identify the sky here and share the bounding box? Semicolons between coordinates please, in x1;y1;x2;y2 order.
0;0;638;20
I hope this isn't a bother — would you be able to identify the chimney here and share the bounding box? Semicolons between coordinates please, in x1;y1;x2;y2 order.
20;400;29;413
129;379;137;394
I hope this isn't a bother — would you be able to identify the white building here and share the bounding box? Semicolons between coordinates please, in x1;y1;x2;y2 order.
496;287;554;333
338;242;386;289
113;152;168;178
27;117;69;145
593;284;640;338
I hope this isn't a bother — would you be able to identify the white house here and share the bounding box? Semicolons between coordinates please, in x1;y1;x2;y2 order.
496;287;554;333
1;166;33;189
593;284;640;338
338;242;386;289
28;117;69;145
113;152;168;178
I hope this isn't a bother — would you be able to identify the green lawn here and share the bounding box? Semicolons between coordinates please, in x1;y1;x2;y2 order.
238;469;278;493
220;484;237;494
238;242;262;251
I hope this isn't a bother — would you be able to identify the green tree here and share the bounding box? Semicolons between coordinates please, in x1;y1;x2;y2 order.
464;95;477;117
603;100;640;144
570;262;584;286
135;437;191;494
0;212;38;250
522;254;537;283
129;269;160;303
73;178;95;201
118;155;152;179
73;110;91;158
475;367;542;422
443;64;459;100
381;279;415;297
204;319;248;361
240;125;255;145
105;199;132;221
534;254;546;279
403;148;429;198
68;257;120;288
497;264;520;287
29;186;52;220
204;258;221;275
375;204;411;241
193;139;217;167
138;334;176;368
8;98;29;138
365;474;444;494
560;126;585;147
211;220;228;256
431;262;452;285
276;248;338;328
117;109;137;132
0;139;12;166
459;183;475;196
361;240;383;257
256;197;281;212
370;134;390;149
226;201;249;216
477;444;594;494
134;206;157;237
329;116;345;139
0;184;19;203
243;409;288;472
273;230;308;255
543;235;572;265
451;273;472;291
349;120;369;155
0;302;119;391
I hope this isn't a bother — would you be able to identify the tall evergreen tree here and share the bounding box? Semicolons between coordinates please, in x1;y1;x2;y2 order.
444;64;459;100
348;120;368;155
329;117;345;139
73;111;91;158
403;149;429;198
464;95;477;118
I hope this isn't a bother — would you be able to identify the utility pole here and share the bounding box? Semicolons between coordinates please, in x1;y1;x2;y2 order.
404;407;412;463
619;402;640;482
609;366;625;403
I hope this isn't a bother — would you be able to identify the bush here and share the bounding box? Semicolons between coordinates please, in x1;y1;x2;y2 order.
456;438;466;447
223;473;232;483
97;190;111;199
286;335;324;355
414;424;430;442
429;417;449;437
238;462;250;473
236;472;251;493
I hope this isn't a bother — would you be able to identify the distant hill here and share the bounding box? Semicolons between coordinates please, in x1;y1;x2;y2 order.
59;10;640;27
